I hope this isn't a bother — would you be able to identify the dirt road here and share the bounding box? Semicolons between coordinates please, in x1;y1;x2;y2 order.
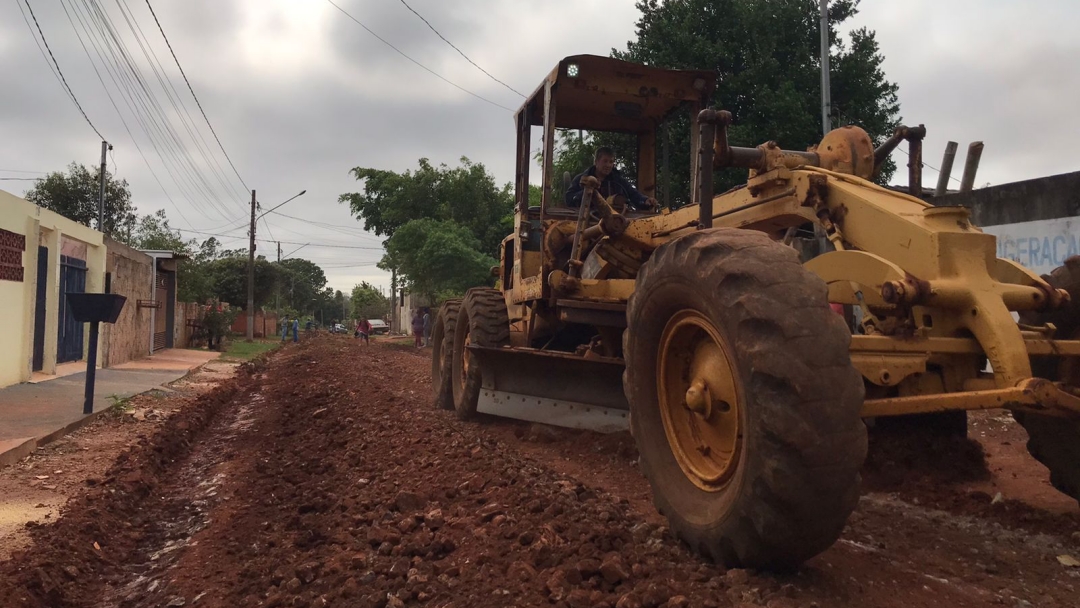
1;337;1078;607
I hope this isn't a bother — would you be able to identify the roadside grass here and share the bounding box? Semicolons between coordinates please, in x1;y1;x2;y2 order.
220;339;280;362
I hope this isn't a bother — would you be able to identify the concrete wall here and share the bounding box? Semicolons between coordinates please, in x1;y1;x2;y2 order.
933;171;1080;276
393;293;433;336
101;237;153;367
174;301;200;348
0;190;105;388
935;171;1080;227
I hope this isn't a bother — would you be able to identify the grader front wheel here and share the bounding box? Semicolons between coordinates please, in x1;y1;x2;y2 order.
450;288;509;420
624;228;867;569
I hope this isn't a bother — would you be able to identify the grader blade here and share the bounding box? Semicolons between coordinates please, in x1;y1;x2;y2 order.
467;345;629;433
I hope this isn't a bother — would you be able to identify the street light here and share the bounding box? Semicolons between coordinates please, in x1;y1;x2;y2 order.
248;189;306;342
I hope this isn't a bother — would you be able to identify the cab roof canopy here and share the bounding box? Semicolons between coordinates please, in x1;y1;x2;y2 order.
517;55;716;133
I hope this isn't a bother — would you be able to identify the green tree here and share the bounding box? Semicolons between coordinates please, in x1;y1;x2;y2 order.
351;281;389;320
535;131;596;207
339;157;513;256
24;162;137;238
204;255;278;310
274;258;328;313
596;0;900;205
380;218;496;301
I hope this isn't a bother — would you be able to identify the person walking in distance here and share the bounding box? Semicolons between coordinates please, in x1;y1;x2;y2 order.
292;318;299;343
422;308;432;347
281;316;289;342
356;318;372;346
411;310;425;348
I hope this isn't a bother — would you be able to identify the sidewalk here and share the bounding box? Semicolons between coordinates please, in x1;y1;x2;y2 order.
0;349;220;467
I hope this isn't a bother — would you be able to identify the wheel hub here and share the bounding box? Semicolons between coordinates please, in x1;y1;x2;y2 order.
657;310;743;491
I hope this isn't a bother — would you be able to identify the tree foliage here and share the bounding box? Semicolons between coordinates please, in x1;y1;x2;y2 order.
340;157;511;302
339;157;513;257
351;281;389;320
24;162;137;239
564;0;901;206
380;219;496;302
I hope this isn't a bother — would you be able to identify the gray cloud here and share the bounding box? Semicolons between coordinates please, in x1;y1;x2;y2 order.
3;0;1079;294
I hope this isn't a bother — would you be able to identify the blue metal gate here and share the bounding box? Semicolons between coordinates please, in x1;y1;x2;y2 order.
57;255;87;364
32;246;48;371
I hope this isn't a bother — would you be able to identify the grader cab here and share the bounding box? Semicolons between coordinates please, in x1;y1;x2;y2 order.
429;55;1080;569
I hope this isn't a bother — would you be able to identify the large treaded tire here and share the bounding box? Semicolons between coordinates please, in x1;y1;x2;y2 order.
431;299;461;410
1016;257;1080;504
624;228;867;570
451;288;509;420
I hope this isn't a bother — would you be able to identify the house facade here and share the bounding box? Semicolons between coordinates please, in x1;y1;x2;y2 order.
0;190;106;388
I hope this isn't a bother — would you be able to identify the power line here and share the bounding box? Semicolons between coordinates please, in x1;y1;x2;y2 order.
59;0;219;223
266;210;384;243
178;227;384;249
20;0;106;139
397;0;525;98
81;0;238;217
56;0;194;227
325;0;514;112
143;0;250;191
114;0;247;203
897;146;962;185
0;169;47;174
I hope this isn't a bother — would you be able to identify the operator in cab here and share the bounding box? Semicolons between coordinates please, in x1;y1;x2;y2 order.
565;146;658;211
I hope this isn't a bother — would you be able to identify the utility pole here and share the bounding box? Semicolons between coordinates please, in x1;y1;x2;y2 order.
277;241;281;262
97;141;112;233
819;0;832;135
246;189;256;342
390;269;397;334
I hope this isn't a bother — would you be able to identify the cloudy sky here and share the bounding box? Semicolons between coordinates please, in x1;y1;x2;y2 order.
2;0;1078;294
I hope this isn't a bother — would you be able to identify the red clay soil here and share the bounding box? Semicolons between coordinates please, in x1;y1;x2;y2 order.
1;337;1078;608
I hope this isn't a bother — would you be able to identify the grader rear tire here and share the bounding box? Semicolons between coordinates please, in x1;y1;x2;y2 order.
431;299;461;410
624;228;867;570
451;288;509;420
1016;257;1080;504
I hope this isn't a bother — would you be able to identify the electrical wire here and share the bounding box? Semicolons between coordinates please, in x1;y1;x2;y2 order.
59;0;214;223
265;210;384;243
143;0;250;191
81;0;237;217
19;0;106;139
67;0;240;222
396;0;525;98
325;0;514;112
178;228;384;249
897;146;962;185
114;0;248;203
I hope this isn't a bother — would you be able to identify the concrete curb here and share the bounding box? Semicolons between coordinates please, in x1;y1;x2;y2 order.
0;358;224;469
0;403;121;469
0;438;36;468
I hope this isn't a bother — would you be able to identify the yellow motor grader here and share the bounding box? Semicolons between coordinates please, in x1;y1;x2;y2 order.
429;55;1080;569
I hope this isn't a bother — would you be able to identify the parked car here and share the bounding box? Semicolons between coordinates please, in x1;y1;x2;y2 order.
368;319;389;335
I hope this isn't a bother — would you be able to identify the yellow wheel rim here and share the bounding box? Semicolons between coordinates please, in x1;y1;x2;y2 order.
459;331;472;392
657;310;743;492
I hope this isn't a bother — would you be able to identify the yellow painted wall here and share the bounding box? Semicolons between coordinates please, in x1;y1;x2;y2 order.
0;190;105;387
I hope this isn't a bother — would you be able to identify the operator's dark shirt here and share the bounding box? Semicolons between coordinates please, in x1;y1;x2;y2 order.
564;166;649;210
